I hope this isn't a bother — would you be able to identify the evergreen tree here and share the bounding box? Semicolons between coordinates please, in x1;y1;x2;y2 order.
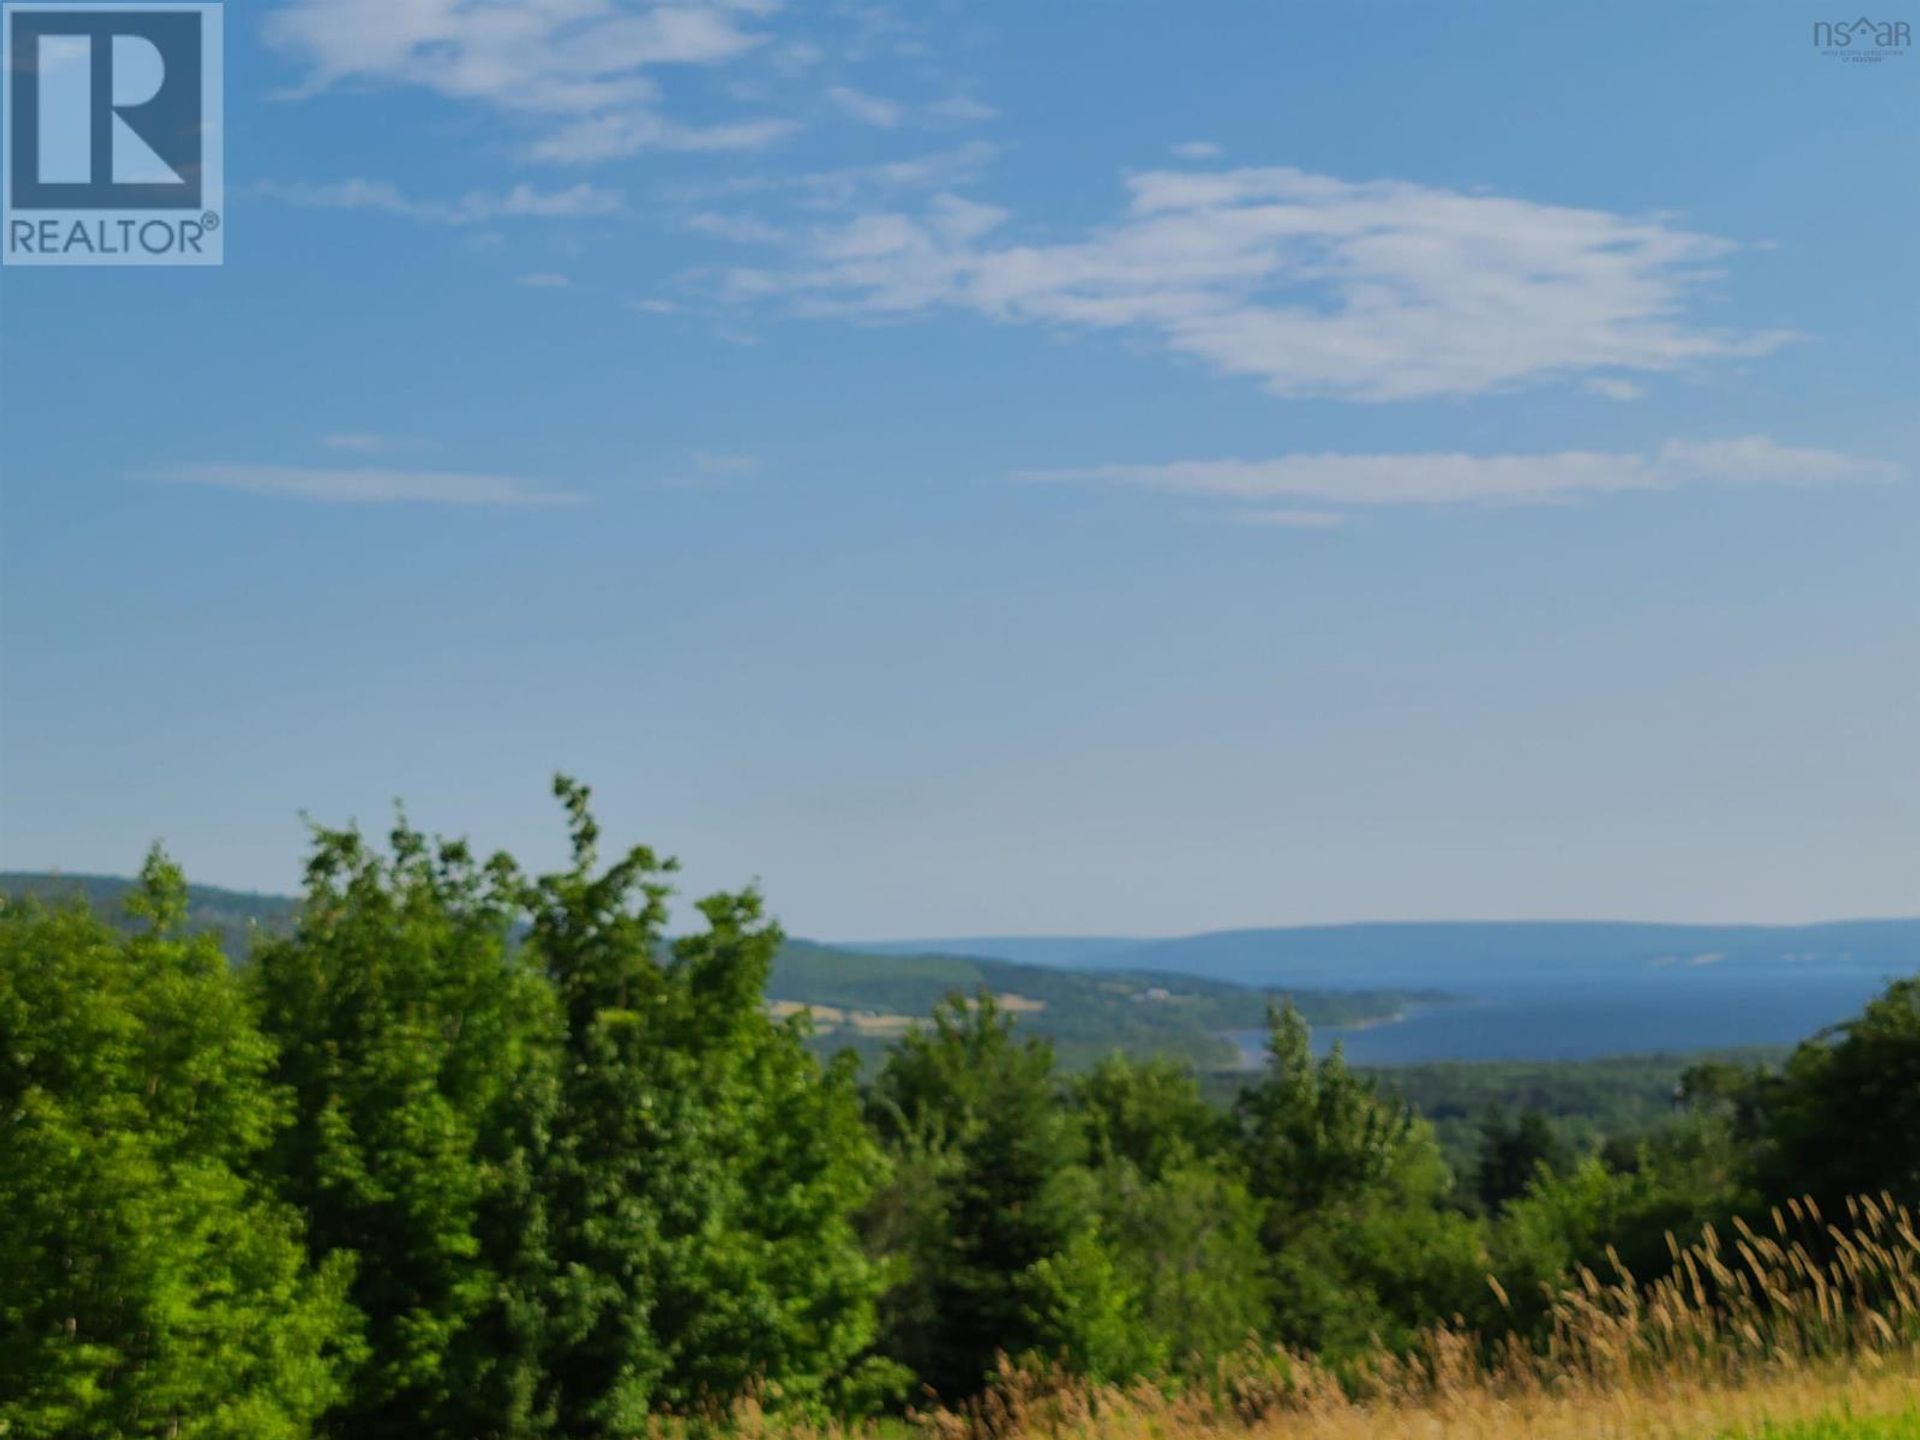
0;854;356;1440
1474;1106;1571;1213
867;993;1082;1397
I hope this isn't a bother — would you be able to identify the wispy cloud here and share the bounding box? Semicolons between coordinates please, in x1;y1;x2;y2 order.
321;432;414;455
1021;437;1899;515
1170;140;1222;159
257;179;626;225
530;113;796;164
687;209;789;243
154;463;585;507
678;140;999;212
826;84;902;127
517;272;574;289
718;164;1793;402
1233;508;1346;529
1586;377;1647;402
928;95;997;124
658;449;761;487
265;0;793;163
689;449;759;477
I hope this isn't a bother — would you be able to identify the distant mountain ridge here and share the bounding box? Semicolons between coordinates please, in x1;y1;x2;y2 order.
846;919;1920;991
0;872;1429;1071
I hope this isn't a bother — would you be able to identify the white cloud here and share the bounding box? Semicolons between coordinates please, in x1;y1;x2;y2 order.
665;449;760;486
1170;140;1222;160
658;449;760;488
1233;508;1346;529
265;0;792;162
929;95;997;124
687;209;788;243
1021;437;1898;511
257;178;626;224
681;140;998;211
690;449;758;476
155;463;585;507
529;113;795;164
1587;377;1646;401
321;432;401;453
719;164;1794;401
826;84;902;127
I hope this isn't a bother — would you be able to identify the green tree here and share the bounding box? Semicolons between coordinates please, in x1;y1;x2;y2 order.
1052;1159;1269;1379
1753;977;1920;1212
1072;1054;1233;1180
1235;1003;1486;1354
0;854;356;1440
1059;1056;1268;1378
1491;1117;1743;1336
1474;1106;1572;1213
526;778;886;1430
866;992;1082;1398
250;820;556;1440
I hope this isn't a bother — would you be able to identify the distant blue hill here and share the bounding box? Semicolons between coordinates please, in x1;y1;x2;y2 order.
845;920;1920;991
843;936;1144;968
847;920;1920;1064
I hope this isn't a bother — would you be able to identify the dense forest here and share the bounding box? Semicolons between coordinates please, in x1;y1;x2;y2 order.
3;780;1918;1439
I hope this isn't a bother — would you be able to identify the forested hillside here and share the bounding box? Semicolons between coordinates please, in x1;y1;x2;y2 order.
0;872;1428;1071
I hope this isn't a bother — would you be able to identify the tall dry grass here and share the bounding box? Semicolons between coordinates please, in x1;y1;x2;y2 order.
717;1194;1920;1440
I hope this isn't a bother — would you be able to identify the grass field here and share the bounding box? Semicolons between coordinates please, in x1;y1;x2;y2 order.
711;1194;1920;1440
1740;1404;1920;1439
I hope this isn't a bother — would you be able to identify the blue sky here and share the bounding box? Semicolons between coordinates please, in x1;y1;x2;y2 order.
1;1;1915;937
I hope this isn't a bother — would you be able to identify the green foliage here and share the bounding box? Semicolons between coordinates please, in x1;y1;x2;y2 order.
1491;1116;1746;1335
249;820;556;1440
1474;1107;1573;1213
1072;1054;1234;1178
1048;1057;1271;1379
1751;978;1920;1213
0;852;356;1440
866;994;1084;1397
1053;1159;1269;1379
1341;1048;1787;1188
2;801;1914;1432
772;939;1428;1072
1237;1004;1488;1354
1733;1410;1920;1439
0;873;1428;1077
526;777;887;1428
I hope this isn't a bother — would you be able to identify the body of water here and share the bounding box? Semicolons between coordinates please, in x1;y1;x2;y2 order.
1229;966;1901;1067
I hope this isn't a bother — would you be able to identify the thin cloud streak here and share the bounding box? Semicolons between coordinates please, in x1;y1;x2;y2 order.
1021;437;1899;511
256;179;627;225
154;463;586;508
